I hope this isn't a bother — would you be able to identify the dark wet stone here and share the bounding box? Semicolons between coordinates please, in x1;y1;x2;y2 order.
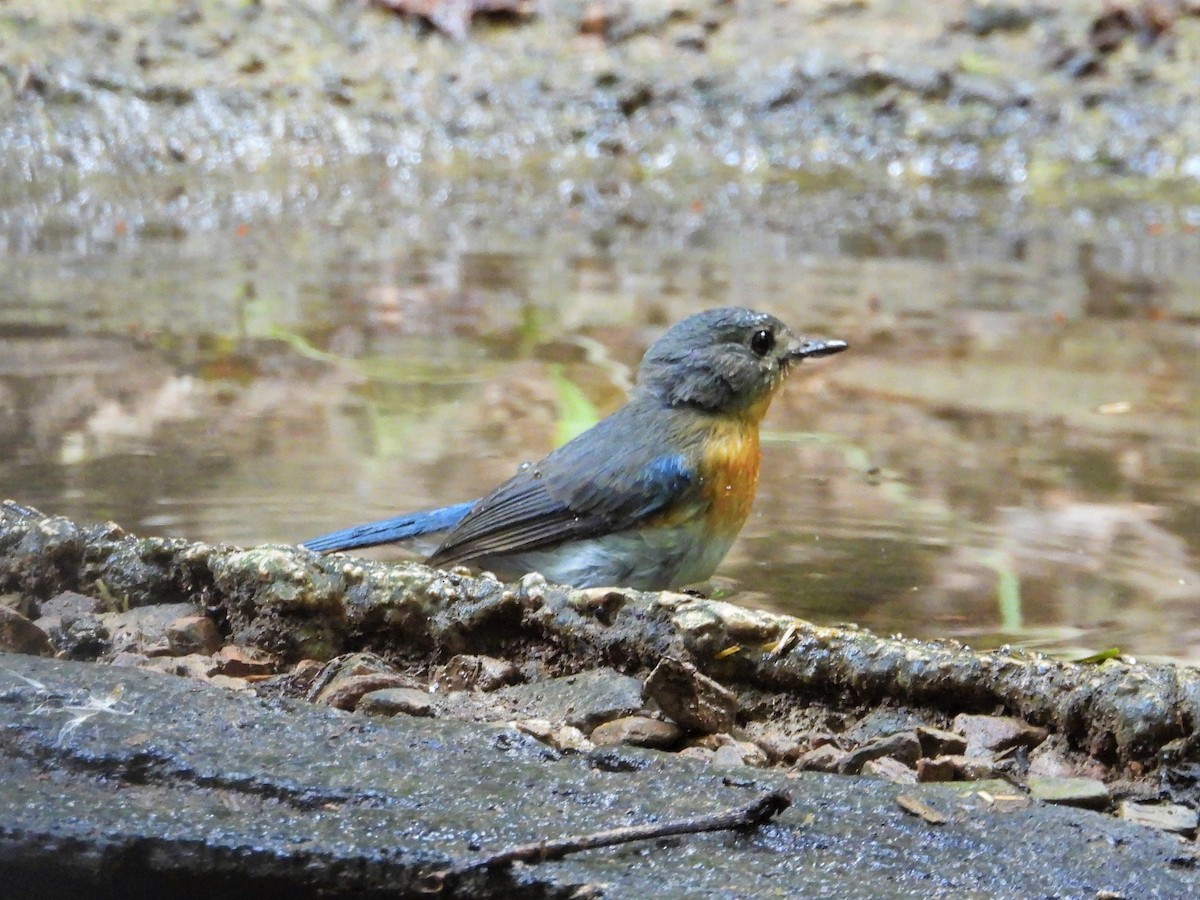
1027;776;1110;810
2;654;1197;899
358;687;435;718
491;667;645;730
591;715;681;749
839;731;922;774
643;656;738;734
0;605;53;656
50;612;110;660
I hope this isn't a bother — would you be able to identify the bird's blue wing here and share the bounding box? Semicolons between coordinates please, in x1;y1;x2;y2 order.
426;405;700;568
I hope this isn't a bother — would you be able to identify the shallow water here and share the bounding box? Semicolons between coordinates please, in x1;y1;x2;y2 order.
2;177;1198;662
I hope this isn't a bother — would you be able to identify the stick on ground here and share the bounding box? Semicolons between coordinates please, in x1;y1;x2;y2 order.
458;788;791;871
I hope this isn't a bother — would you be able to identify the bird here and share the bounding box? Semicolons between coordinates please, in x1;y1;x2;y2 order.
303;307;847;591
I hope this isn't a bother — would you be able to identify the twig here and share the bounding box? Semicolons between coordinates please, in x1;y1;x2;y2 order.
458;789;790;871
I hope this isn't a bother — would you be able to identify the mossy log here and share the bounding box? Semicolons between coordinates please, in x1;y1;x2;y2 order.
2;500;1197;764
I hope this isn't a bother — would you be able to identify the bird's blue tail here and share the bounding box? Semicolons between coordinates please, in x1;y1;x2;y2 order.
302;501;476;553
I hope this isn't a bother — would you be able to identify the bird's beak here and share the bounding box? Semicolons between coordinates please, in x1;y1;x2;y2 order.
786;337;848;361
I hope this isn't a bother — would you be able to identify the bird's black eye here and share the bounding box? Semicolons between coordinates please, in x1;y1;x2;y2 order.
749;329;775;357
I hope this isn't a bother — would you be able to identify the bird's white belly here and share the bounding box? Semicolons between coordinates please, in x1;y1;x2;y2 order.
478;524;736;591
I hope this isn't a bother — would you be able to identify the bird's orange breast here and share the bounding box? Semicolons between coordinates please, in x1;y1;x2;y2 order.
699;416;761;538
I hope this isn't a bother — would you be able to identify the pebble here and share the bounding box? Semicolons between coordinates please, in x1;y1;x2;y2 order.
839;731;922;774
712;739;768;769
491;667;644;730
795;743;847;773
863;756;918;784
916;756;958;783
591;716;681;749
953;714;1048;756
1117;801;1199;836
642;657;738;734
915;725;967;758
435;654;520;692
166;615;222;656
358;687;435;718
0;605;53;656
1027;776;1111;810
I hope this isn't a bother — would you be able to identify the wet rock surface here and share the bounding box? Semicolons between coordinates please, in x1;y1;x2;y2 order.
3;652;1198;900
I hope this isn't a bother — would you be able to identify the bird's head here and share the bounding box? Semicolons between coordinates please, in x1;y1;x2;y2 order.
635;307;847;418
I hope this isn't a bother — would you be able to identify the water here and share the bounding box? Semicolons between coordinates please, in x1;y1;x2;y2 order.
2;177;1197;662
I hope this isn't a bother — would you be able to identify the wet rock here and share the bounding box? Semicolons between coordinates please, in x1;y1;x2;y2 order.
141;652;217;681
940;754;997;781
434;654;520;692
678;745;716;764
953;714;1048;757
1028;735;1107;780
52;613;110;660
713;739;769;769
1118;801;1199;835
491;668;644;730
591;715;681;749
317;674;421;711
109;650;150;669
795;743;847;773
208;674;252;691
37;590;103;619
211;644;277;678
844;709;927;744
3;653;1196;898
358;687;435;718
514;718;592;753
100;602;202;656
643;657;738;734
1027;776;1111;810
915;725;968;758
304;653;420;709
0;605;53;656
863;756;919;785
916;756;959;783
740;725;804;765
839;731;922;775
166;615;222;656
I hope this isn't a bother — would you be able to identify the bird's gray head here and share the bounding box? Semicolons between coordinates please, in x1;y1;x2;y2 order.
634;307;847;417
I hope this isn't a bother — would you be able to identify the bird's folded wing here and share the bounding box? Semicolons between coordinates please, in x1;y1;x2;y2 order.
426;449;698;568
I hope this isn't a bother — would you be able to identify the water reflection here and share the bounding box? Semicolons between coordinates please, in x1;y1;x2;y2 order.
1;194;1197;662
